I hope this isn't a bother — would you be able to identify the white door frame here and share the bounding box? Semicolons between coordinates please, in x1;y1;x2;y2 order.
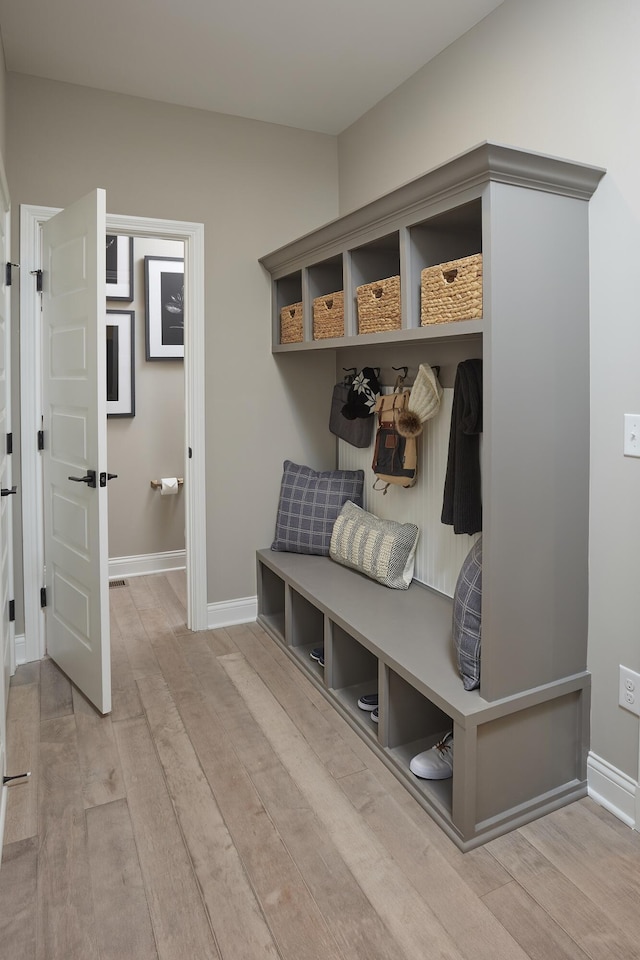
0;155;13;851
0;161;14;681
20;205;208;662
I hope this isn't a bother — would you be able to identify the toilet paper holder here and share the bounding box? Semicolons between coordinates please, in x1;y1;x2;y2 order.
150;478;184;490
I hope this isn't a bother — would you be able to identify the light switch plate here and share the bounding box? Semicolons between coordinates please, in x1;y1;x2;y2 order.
624;414;640;457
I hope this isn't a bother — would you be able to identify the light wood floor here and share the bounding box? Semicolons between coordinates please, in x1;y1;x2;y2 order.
2;572;640;960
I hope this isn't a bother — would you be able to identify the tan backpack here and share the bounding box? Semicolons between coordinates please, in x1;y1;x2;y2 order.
371;390;418;493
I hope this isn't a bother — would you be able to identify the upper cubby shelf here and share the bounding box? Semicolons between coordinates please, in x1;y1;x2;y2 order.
260;141;605;353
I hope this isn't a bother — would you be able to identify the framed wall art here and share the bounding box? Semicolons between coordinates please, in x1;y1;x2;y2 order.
144;255;184;360
106;234;134;301
106;310;135;417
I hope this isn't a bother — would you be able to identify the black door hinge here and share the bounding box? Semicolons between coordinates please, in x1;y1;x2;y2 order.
188;447;192;459
40;587;47;608
5;262;19;286
30;269;43;292
38;429;44;451
6;432;12;455
9;599;15;622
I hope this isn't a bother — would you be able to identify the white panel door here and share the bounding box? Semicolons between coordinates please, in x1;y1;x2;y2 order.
42;189;111;714
0;171;12;785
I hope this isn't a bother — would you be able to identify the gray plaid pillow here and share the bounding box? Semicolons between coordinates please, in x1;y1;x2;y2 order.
453;536;482;690
271;461;364;556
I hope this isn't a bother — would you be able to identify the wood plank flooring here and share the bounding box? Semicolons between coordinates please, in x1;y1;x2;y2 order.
2;573;640;960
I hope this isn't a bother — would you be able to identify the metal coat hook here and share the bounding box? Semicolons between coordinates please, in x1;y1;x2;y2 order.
392;366;408;379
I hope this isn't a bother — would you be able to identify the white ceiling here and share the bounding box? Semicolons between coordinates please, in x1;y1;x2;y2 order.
0;0;504;135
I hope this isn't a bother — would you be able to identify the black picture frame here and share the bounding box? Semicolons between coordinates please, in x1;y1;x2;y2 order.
106;234;134;302
144;255;184;360
106;310;135;418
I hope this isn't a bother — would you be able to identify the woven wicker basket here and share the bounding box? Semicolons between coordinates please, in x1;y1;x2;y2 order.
356;276;401;334
280;301;303;343
421;254;483;325
313;291;344;340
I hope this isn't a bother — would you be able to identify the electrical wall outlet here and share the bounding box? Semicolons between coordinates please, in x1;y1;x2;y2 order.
619;665;640;716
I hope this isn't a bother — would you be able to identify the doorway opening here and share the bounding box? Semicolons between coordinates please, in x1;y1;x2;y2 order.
19;205;207;666
107;236;186;583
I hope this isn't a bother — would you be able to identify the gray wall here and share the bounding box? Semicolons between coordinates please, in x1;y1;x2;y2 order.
338;0;640;780
6;73;338;614
0;39;5;159
107;237;185;560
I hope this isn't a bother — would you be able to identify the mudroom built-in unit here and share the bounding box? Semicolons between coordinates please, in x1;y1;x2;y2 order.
256;142;605;850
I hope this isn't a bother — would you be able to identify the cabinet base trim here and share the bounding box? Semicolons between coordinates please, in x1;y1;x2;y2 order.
587;751;637;828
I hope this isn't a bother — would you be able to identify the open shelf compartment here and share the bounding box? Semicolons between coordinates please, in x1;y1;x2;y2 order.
328;621;379;741
288;587;326;682
307;254;344;302
383;666;454;817
407;198;483;330
274;271;304;345
257;561;286;642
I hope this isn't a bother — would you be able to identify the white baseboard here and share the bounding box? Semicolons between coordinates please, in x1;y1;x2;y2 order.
587;751;637;828
0;784;7;867
208;595;257;630
14;634;27;666
109;550;186;580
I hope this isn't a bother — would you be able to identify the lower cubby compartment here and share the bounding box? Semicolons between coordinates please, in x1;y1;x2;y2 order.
329;622;379;740
288;588;325;680
383;667;454;816
257;562;286;641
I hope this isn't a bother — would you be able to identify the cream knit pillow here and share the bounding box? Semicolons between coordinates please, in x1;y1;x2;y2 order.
329;500;419;590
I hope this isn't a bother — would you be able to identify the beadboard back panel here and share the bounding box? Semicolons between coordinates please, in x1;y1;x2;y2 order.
338;388;479;596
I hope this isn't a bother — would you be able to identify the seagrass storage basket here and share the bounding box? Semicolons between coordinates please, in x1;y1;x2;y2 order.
280;301;303;343
313;291;344;339
421;253;483;325
356;275;401;334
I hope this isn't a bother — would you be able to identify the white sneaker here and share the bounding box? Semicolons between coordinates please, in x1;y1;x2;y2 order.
409;732;453;780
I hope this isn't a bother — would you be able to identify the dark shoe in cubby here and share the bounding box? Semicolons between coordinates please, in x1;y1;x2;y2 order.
357;693;378;711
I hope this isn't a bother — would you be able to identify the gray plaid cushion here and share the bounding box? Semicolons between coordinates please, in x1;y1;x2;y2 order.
329;500;419;589
453;536;482;690
271;461;364;556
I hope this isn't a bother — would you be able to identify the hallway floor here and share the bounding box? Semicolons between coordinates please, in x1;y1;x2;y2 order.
2;572;640;960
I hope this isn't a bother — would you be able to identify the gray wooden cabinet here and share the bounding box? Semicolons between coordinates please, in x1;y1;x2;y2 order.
257;143;605;849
